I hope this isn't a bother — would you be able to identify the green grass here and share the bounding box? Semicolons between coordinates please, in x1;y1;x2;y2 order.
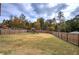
0;33;79;55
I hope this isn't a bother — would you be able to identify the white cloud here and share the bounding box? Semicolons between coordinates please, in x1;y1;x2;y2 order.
61;3;79;19
1;3;79;22
2;0;79;3
23;4;33;12
48;3;58;8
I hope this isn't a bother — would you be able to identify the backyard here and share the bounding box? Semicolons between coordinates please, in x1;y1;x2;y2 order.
0;33;79;55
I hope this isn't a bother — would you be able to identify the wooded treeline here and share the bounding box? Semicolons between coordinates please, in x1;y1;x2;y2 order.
1;12;79;32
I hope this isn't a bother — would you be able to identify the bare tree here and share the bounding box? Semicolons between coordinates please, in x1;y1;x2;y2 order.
58;11;65;23
57;11;66;32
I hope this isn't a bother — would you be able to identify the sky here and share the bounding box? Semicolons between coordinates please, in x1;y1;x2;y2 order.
0;3;79;23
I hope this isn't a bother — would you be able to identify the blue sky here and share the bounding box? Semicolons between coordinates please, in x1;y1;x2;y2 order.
0;3;79;23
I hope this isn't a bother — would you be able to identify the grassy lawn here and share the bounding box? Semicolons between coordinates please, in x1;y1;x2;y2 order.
0;33;79;55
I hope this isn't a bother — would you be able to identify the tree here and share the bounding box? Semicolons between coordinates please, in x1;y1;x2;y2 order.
57;11;66;32
65;20;72;32
37;17;44;30
45;19;57;31
19;14;25;20
52;18;56;24
2;15;28;29
58;11;65;23
10;15;13;20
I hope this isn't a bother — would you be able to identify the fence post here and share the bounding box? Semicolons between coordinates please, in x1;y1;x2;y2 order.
66;33;68;42
61;32;62;39
78;34;79;46
58;32;59;37
0;29;1;35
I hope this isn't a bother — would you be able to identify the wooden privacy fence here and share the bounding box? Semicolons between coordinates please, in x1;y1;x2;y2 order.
0;29;27;34
51;32;79;46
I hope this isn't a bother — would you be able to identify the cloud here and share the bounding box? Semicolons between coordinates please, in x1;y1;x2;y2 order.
70;7;79;17
10;3;30;14
31;3;68;16
0;3;79;22
1;3;22;16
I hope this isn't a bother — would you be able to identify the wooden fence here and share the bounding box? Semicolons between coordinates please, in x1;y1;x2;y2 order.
0;29;27;34
0;29;79;46
51;32;79;46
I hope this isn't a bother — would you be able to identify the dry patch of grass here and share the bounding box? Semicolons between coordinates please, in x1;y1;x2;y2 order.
0;33;79;55
11;33;53;41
